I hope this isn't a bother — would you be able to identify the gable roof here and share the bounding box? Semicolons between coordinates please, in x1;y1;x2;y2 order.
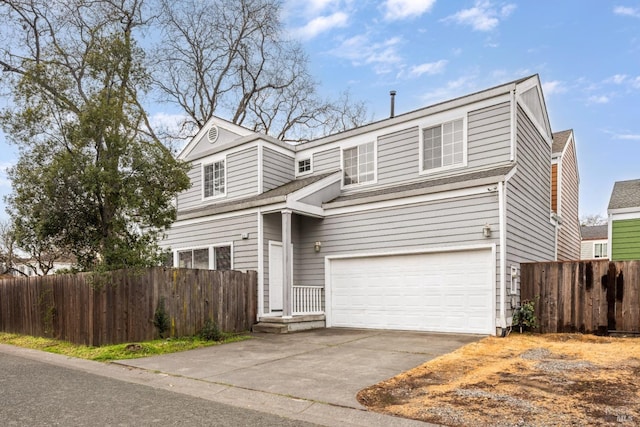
581;225;608;241
552;129;572;154
608;179;640;211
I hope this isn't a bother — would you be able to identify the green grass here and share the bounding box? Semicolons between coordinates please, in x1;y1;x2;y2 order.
0;332;250;362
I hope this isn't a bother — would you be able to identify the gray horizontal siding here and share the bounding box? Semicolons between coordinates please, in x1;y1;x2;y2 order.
177;164;200;211
312;147;340;173
377;127;420;185
263;148;294;191
295;193;502;316
161;213;258;272
468;102;512;168
227;147;258;198
505;106;556;317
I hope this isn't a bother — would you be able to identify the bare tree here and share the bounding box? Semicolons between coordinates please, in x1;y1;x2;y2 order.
153;0;369;142
580;214;607;226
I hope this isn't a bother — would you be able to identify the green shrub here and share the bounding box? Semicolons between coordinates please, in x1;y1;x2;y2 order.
153;297;170;338
513;298;539;332
199;318;223;341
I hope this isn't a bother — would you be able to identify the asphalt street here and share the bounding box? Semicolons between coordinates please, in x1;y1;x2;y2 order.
0;352;320;426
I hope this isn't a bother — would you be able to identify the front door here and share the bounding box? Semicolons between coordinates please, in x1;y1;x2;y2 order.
268;241;283;312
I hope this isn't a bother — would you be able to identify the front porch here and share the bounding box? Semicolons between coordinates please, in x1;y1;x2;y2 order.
253;285;325;333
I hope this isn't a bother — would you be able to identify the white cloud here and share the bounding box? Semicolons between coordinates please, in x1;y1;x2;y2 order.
542;80;567;96
611;131;640;140
588;95;610;104
421;75;478;103
443;1;516;31
613;6;640;18
631;76;640;89
405;60;448;78
606;74;628;84
291;12;348;39
331;35;404;74
383;0;436;21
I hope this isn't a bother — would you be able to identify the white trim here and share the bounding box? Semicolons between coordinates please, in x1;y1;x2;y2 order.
178;116;253;160
173;242;234;270
608;215;613;259
257;210;264;318
498;181;507;330
340;140;378;189
516;98;552;146
324;243;497;333
418;116;468;176
593;241;608;259
608;208;640;218
295;157;313;177
268;240;283;314
325;185;493;216
201;156;227;201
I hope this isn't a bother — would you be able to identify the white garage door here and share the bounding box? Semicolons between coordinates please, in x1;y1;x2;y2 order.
328;249;494;334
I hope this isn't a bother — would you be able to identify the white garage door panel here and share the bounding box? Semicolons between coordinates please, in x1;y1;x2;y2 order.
329;250;493;334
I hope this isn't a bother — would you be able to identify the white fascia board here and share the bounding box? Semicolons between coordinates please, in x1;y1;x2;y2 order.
186;136;294;164
516;98;553;146
609;210;640;220
295;94;511;156
325;185;497;217
515;75;552;137
257;209;264;319
285;201;325;218
178;116;254;160
287;171;342;201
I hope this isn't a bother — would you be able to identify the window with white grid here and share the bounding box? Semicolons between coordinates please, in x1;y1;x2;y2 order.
203;159;225;198
343;141;375;186
422;118;464;172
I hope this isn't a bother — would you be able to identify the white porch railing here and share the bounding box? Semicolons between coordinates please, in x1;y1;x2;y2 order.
292;285;324;315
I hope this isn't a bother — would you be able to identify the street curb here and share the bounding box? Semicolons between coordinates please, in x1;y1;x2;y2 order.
0;344;434;427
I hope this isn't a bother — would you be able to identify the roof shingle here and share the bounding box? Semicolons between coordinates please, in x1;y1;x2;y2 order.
608;179;640;210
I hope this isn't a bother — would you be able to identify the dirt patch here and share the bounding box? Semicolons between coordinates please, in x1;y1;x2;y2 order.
357;334;640;426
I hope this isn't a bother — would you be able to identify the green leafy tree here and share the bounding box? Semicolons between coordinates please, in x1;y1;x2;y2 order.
0;0;189;271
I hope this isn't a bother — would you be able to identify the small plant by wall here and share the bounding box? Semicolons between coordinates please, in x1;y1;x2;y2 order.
513;298;538;333
153;297;170;338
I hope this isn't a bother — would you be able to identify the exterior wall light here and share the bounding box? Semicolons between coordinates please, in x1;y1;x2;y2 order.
482;224;491;238
314;241;322;252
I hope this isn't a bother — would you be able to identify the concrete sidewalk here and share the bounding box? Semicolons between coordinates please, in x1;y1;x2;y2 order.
116;328;480;425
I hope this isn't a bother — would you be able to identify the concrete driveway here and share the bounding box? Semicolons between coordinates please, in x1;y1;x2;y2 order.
119;328;480;409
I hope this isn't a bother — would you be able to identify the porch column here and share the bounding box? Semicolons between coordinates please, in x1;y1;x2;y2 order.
281;210;293;318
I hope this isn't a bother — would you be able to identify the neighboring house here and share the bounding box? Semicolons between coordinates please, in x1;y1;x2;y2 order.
580;225;608;259
607;179;640;260
162;74;576;336
551;130;581;260
9;258;75;276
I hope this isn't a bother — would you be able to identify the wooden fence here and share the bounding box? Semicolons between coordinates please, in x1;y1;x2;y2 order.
0;267;257;346
520;260;640;334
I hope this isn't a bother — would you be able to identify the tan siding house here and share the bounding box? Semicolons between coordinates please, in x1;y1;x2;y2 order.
552;130;581;260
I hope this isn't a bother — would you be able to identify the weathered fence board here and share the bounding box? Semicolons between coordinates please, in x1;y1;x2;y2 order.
0;267;257;346
521;260;640;334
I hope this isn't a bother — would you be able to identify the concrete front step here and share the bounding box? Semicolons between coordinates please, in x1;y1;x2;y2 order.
252;314;326;334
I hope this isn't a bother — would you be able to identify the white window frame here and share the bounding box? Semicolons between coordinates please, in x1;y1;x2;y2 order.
297;158;312;176
341;141;377;188
593;242;607;258
201;155;227;201
174;242;234;270
419;116;468;175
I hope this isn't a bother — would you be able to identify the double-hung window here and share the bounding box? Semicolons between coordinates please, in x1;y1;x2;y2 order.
343;142;375;186
203;159;225;199
594;242;607;258
422;118;465;172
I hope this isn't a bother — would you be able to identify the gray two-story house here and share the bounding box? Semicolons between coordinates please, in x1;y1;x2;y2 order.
162;74;570;336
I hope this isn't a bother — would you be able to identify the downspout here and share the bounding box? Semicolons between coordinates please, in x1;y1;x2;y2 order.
498;181;507;332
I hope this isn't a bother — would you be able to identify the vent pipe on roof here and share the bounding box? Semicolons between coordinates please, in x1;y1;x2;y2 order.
390;90;396;118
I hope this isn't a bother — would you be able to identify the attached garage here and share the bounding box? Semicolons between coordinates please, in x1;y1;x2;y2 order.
327;248;495;334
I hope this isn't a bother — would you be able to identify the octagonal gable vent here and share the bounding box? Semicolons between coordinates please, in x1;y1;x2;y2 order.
207;124;219;143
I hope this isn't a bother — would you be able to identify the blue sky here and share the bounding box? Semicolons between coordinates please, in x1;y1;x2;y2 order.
0;0;639;221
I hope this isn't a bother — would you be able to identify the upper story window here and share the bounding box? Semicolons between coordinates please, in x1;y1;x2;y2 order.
421;118;465;172
298;158;311;174
203;159;225;199
594;242;607;258
343;141;375;186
